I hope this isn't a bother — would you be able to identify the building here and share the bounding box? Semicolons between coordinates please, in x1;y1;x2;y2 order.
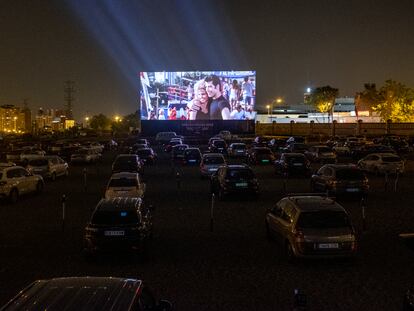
0;104;28;133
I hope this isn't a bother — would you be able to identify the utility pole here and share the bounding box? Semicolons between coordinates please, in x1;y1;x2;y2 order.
64;81;75;119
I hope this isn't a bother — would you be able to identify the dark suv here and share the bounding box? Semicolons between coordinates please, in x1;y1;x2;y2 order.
83;197;153;257
210;164;259;200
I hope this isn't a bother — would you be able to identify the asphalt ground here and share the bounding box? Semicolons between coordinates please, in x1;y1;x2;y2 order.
0;146;413;310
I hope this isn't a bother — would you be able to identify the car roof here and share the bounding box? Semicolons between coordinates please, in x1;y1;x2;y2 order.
202;153;224;158
96;197;142;211
2;277;142;311
284;196;344;212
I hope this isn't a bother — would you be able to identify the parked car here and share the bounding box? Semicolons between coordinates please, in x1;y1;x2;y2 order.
135;147;157;165
283;142;309;154
112;154;143;174
210;164;259;200
182;147;202;165
248;147;275;164
274;153;311;176
105;172;146;199
265;194;357;260
200;153;226;178
164;139;183;153
171;144;189;163
155;131;183;144
70;148;101;164
209;139;227;154
227;143;247;157
357;153;405;175
305;145;337;164
351;144;395;161
332;142;351;156
26;155;68;180
83;197;153;257
0;165;44;203
0;277;172;311
20;148;46;163
310;164;369;197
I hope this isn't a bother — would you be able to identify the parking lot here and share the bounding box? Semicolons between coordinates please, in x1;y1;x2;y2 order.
0;142;414;310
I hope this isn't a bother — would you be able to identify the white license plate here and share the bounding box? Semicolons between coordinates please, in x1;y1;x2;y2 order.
189;160;196;163
346;188;360;192
318;243;339;249
236;182;248;187
209;168;217;172
104;230;125;236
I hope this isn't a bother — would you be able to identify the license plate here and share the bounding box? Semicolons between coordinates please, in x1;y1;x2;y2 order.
236;182;248;187
209;168;217;172
261;159;269;163
346;188;360;192
318;243;339;249
189;159;196;163
104;230;125;236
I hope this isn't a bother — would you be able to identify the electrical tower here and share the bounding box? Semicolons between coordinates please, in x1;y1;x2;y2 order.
64;80;75;119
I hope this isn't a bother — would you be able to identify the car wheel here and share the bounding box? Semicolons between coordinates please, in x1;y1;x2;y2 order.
36;181;44;194
51;172;56;181
9;188;18;204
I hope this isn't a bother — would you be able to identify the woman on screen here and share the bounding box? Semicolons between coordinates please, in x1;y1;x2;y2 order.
187;79;210;120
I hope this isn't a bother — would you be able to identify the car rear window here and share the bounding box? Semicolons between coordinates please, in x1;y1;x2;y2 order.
296;211;350;229
91;211;139;225
382;156;401;162
226;169;254;179
28;159;48;166
204;157;224;164
336;169;365;180
109;178;137;187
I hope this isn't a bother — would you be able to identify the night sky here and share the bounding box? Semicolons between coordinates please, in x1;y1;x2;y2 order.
1;0;413;121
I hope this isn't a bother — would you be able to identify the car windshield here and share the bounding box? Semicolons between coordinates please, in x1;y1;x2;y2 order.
336;169;365;180
28;159;48;166
91;210;139;225
227;169;254;179
297;211;350;229
382;156;401;162
108;178;137;187
204;157;224;164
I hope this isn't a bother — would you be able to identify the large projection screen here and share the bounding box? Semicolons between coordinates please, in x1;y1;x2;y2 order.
140;71;256;121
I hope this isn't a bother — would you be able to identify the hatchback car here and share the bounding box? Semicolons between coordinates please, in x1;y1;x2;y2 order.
357;153;404;175
274;153;311;176
112;154;143;174
310;164;369;197
105;172;146;199
182;147;202;165
200;153;226;178
227;143;247;157
0;165;44;203
265;195;357;260
84;197;153;256
26;155;68;180
1;277;172;311
210;164;259;200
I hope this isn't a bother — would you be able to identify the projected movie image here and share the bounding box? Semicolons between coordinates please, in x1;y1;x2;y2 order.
140;71;256;120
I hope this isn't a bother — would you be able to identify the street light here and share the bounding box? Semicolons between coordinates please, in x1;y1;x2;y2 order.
266;105;270;115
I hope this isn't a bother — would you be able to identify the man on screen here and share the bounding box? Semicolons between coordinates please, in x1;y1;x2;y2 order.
205;75;231;120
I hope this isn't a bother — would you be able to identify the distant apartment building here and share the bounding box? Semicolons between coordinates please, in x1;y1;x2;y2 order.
0;104;28;133
34;108;74;132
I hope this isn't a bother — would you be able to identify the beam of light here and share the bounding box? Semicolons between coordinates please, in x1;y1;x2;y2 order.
64;0;248;90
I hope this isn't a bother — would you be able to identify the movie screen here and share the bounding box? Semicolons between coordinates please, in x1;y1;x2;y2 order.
140;71;256;120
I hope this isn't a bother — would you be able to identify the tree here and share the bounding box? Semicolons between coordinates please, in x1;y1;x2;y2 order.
307;86;339;122
89;114;111;131
370;80;414;122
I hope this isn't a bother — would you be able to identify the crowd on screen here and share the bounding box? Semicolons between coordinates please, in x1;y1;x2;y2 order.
148;75;256;121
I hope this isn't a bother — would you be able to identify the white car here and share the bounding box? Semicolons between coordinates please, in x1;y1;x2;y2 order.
105;172;146;199
200;153;226;177
26;155;69;180
0;165;44;203
358;153;405;174
20;149;46;163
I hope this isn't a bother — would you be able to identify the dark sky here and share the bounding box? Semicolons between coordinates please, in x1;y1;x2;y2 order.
1;0;413;120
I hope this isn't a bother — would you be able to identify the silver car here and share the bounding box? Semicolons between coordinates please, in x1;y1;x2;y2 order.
27;156;69;180
265;195;357;260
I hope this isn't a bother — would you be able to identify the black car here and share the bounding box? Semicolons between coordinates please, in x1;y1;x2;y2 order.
274;153;311;176
83;197;153;257
182;147;202;165
112;154;143;173
1;277;172;311
209;139;227;154
310;164;369;197
136;148;157;165
171;144;189;163
210;164;259;200
248;147;275;164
